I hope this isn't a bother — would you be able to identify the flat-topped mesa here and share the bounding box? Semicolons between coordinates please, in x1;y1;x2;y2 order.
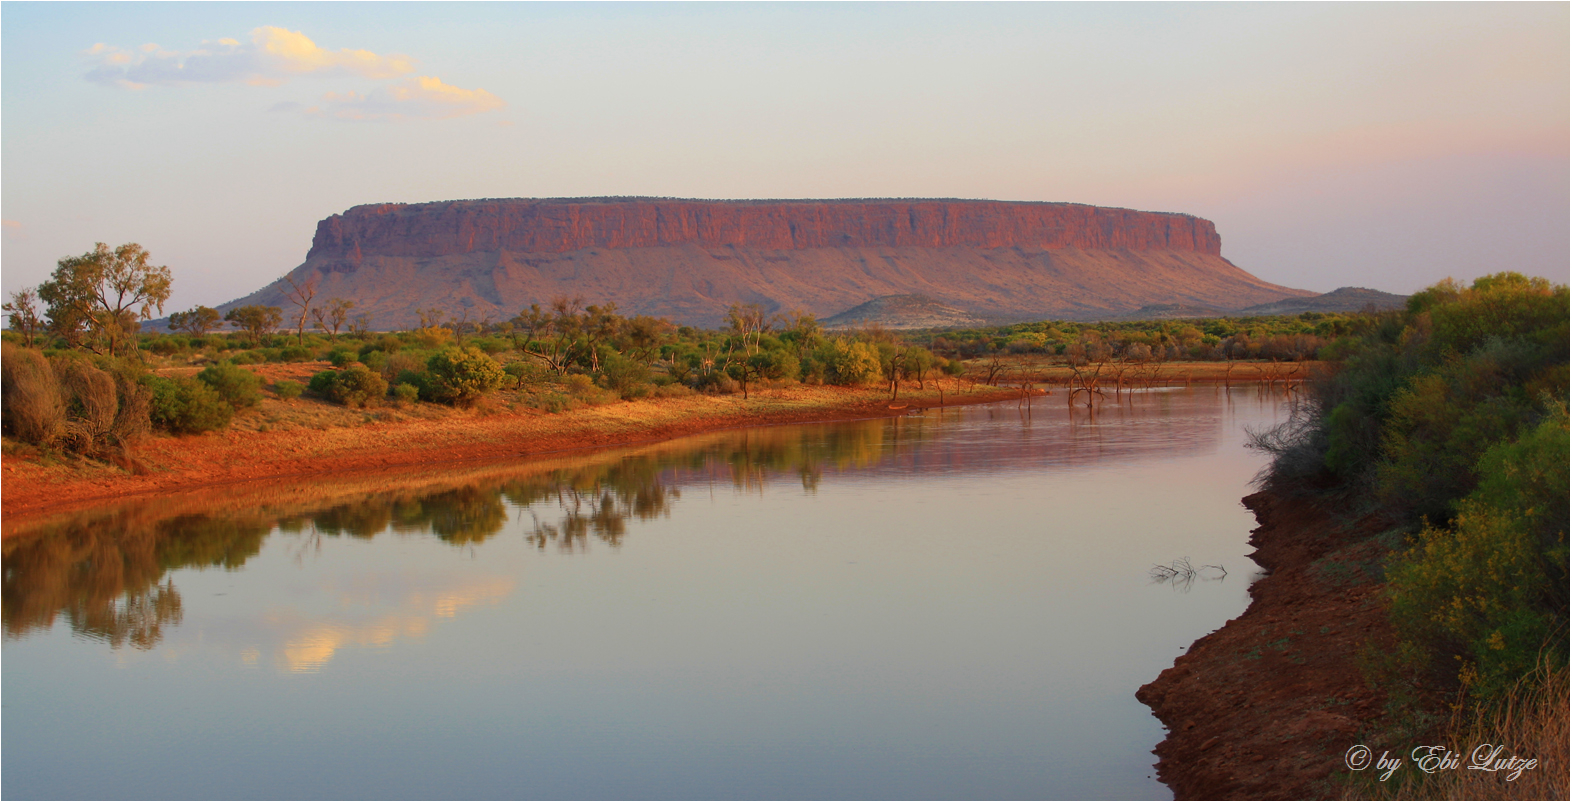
307;198;1223;262
210;196;1308;330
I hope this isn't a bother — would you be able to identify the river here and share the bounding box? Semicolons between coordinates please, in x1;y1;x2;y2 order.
2;387;1287;800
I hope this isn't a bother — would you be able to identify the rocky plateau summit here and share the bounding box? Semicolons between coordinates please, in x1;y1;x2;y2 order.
215;197;1313;329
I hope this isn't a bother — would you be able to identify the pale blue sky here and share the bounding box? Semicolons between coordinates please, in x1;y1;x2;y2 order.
3;2;1566;313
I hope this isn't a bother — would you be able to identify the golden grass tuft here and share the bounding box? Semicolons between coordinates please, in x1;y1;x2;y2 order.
1348;660;1568;801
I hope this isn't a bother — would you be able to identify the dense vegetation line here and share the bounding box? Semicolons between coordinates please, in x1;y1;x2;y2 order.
2;240;1351;463
1246;272;1567;798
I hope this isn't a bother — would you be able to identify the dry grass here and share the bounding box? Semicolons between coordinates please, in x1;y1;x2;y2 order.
1;343;65;444
1347;662;1568;800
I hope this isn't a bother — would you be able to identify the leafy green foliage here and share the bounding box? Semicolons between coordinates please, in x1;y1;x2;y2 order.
1386;411;1569;702
145;375;233;434
196;363;263;410
224;305;282;346
308;365;387;408
816;339;881;386
1257;272;1568;717
327;348;357;368
424;346;504;405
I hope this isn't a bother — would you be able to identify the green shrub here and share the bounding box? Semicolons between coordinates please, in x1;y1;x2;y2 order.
145;336;187;356
230;350;266;365
196;363;263;410
1386;411;1569;702
749;349;799;381
274;380;303;401
392;382;420;405
502;360;541;389
309;365;388;408
276;345;312;363
361;349;388;375
818;339;882;386
425;346;505;405
470;336;509;355
146;375;233;434
327;348;357;368
598;352;651;399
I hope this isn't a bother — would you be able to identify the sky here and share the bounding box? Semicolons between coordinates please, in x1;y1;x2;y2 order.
3;2;1567;314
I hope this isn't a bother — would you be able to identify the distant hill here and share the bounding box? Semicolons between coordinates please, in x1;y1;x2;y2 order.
201;197;1313;330
1235;287;1409;316
1111;303;1229;321
821;295;989;330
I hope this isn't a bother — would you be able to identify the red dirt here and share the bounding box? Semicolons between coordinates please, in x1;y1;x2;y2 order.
0;384;1026;532
1136;490;1397;800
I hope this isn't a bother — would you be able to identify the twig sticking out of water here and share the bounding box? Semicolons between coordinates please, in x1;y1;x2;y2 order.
1150;557;1227;592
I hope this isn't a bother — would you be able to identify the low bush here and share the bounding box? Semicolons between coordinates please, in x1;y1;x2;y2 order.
382;351;425;381
425;346;505;405
327;348;357;368
145;336;187;356
392;383;420;406
502;360;542;389
361;350;388;375
309;365;388;408
273;380;303;401
275;345;312;363
599;353;651;399
146;375;233;434
196;363;263;410
1;343;65;444
470;336;509;355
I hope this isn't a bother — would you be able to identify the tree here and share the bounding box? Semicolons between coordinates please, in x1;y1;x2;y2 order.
168;306;221;337
725;303;770;356
37;242;172;356
311;297;355;339
4;287;45;348
280;273;319;345
224;305;282;345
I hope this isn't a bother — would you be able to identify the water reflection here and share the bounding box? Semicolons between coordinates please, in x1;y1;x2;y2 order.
2;509;267;649
4;388;1275;655
4;389;1290;801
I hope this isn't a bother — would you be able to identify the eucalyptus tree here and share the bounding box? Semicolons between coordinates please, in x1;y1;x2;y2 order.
38;242;172;355
4;287;45;347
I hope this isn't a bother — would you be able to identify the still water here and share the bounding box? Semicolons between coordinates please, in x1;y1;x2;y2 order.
3;388;1286;800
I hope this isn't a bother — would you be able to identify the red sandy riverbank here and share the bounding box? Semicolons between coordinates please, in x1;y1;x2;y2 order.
1137;489;1396;799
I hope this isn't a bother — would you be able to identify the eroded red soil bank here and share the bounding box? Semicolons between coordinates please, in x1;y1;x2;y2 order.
1137;490;1395;800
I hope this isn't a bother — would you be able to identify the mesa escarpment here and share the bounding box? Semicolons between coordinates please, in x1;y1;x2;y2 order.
220;198;1312;329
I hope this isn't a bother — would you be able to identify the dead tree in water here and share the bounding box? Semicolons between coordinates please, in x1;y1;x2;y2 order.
1066;361;1107;408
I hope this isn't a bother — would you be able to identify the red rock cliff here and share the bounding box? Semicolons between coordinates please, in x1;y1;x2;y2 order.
307;198;1223;262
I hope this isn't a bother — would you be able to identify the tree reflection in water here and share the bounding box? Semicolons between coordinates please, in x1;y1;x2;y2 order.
3;511;268;649
3;418;901;649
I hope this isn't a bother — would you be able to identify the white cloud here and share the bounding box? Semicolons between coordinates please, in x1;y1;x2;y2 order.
303;76;506;122
84;26;414;89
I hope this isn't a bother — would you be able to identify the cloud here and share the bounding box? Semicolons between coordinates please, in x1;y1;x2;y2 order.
84;26;414;89
302;76;506;122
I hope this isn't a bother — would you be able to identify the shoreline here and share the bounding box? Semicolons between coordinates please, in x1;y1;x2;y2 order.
1;384;1030;533
1136;488;1395;799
